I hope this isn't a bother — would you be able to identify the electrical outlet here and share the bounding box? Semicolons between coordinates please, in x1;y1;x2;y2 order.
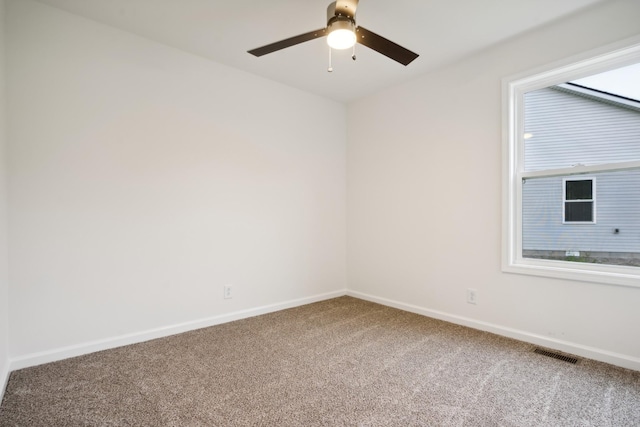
223;285;233;299
467;288;478;305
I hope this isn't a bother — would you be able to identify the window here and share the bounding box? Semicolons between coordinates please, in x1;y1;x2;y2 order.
563;178;595;223
503;40;640;287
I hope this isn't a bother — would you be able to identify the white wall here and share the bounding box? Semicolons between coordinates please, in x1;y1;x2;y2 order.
347;0;640;368
6;0;346;361
0;0;11;395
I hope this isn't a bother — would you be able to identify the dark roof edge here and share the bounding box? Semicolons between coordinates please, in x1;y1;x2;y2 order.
565;82;640;104
553;83;640;113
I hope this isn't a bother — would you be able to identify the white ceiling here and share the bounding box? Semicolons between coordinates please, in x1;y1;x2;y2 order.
34;0;606;103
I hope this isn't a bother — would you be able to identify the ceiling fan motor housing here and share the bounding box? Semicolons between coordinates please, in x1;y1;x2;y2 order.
326;0;356;36
328;16;356;33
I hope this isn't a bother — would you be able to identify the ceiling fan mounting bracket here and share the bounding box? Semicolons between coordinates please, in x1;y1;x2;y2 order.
331;0;358;20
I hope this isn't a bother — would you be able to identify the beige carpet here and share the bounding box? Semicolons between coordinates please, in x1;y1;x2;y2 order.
1;296;639;426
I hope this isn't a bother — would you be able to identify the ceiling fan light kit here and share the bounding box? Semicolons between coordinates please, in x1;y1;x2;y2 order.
247;0;418;67
326;18;356;50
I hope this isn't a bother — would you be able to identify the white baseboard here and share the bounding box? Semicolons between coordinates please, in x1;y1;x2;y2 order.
7;288;638;379
347;290;640;372
9;289;347;372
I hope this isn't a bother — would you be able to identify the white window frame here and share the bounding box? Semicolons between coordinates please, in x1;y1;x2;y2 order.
562;177;596;224
502;37;640;288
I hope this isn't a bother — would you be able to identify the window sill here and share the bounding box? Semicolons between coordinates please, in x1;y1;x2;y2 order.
502;258;640;288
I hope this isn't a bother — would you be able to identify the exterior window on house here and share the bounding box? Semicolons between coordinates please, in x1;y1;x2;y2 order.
521;79;640;267
563;178;594;223
504;50;640;286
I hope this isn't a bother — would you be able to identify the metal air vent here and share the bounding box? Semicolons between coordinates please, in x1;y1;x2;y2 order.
533;347;579;364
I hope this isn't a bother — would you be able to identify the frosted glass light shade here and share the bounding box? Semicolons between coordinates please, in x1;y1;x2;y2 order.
327;20;356;50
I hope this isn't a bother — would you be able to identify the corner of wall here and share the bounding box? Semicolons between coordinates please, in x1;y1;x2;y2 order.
0;364;9;406
0;0;11;405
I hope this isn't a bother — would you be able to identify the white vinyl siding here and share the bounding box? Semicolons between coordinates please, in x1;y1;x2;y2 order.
521;85;640;255
522;169;640;252
524;86;640;172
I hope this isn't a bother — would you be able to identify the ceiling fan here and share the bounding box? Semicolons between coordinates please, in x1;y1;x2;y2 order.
247;0;419;66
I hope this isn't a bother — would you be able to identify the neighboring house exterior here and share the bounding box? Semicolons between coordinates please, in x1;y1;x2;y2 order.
522;83;640;261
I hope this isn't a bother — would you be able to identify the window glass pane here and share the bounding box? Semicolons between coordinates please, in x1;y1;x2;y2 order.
565;180;592;200
508;58;640;285
565;201;593;222
522;168;640;267
524;85;640;172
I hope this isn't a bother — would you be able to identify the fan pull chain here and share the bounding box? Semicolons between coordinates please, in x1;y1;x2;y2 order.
328;47;333;72
352;44;356;61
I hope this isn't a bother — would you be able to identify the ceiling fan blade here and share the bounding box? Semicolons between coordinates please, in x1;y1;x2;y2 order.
334;0;359;19
248;28;327;57
355;26;419;66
